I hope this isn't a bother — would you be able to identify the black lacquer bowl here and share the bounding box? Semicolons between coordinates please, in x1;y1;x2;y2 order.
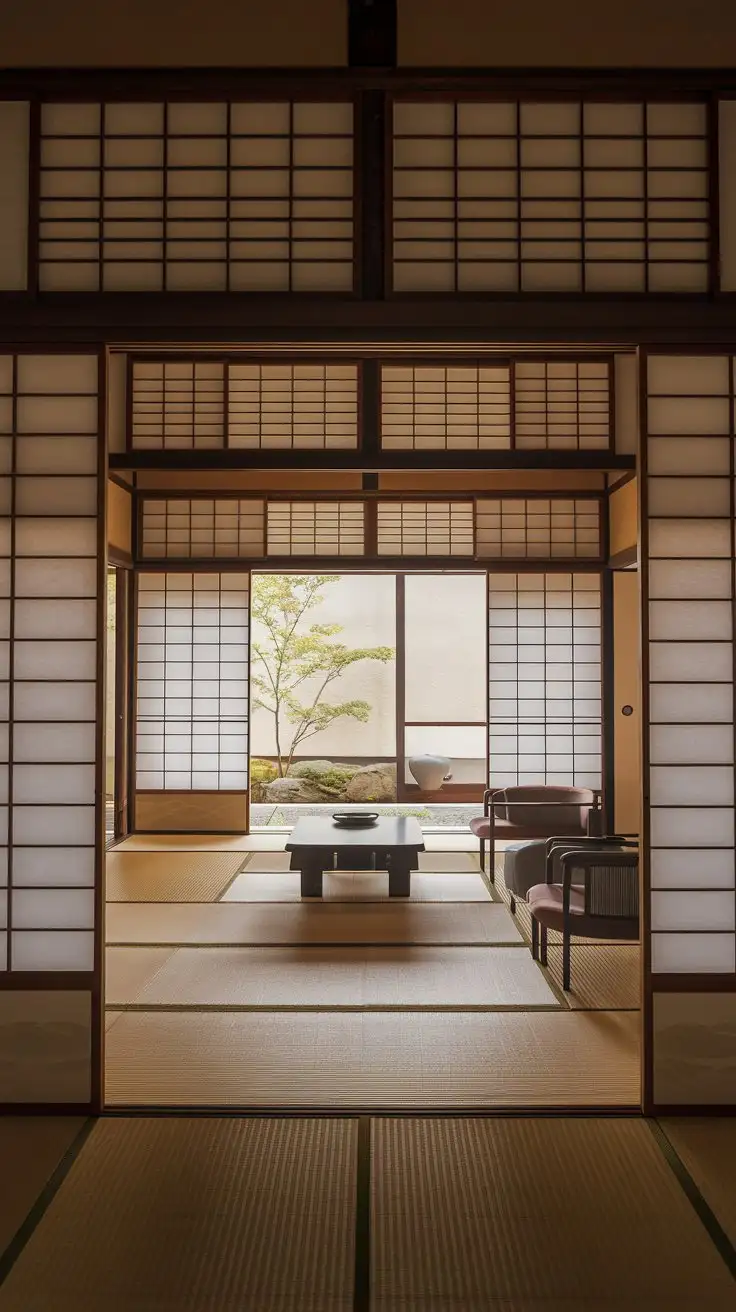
332;812;379;827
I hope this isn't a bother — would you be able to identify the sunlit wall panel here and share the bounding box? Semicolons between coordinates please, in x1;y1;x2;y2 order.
645;354;736;976
136;572;250;791
488;572;602;788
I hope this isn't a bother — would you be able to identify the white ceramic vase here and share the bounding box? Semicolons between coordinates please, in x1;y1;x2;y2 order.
408;753;451;790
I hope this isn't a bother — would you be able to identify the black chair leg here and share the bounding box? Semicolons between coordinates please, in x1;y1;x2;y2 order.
563;933;571;991
479;837;485;873
531;915;538;959
509;894;516;915
489;838;495;884
540;924;548;966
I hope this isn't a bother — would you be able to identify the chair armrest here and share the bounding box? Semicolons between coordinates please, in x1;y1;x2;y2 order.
483;787;503;819
544;834;632;884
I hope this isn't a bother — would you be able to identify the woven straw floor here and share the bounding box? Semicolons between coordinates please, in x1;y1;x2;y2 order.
106;851;244;903
106;944;560;1009
104;1009;640;1106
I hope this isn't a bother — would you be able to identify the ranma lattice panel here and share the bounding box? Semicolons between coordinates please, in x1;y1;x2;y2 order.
393;100;709;293
380;359;611;451
476;498;601;559
376;500;475;556
39;101;354;292
141;499;265;559
130;360;359;451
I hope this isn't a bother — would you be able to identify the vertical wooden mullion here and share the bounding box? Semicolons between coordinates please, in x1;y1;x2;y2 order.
708;93;721;296
730;356;736;990
127;565;139;833
509;358;517;451
92;346;107;1112
245;566;252;835
360;359;380;460
26;100;41;296
395;572;406;803
643;102;651;296
98;103;105;293
638;346;653;1115
452;100;459;293
288;101;294;295
358;89;387;300
223;361;230;450
225;100;233;295
579;100;586;295
485;567;490;789
162;101;169;294
364;498;378;559
6;354;16;973
601;565;616;835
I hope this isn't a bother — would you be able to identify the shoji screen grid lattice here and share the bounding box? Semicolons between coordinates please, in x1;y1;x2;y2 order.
380;360;611;451
0;353;101;973
645;353;736;975
130;360;360;451
136;573;250;790
488;572;603;789
393;100;709;293
137;495;604;563
39;101;354;292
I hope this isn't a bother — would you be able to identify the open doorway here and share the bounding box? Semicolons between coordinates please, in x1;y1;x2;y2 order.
104;561;639;1109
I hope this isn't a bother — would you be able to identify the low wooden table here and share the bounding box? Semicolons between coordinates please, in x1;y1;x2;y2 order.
285;816;425;898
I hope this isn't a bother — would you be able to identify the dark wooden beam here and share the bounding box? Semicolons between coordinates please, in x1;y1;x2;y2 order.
3;294;736;344
348;1;397;68
111;450;635;472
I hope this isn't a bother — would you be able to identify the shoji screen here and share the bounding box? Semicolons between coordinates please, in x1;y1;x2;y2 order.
393;101;709;293
38;101;354;292
379;359;612;452
0;352;102;1107
644;355;736;977
487;572;602;788
136;572;250;791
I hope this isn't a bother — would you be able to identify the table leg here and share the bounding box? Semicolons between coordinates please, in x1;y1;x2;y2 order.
299;857;324;899
387;853;412;898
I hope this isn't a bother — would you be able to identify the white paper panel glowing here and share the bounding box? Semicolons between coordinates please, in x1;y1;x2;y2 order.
488;572;602;788
39;101;354;292
0;353;100;973
476;498;601;559
136;572;250;790
645;353;736;975
141;499;265;559
393;101;709;293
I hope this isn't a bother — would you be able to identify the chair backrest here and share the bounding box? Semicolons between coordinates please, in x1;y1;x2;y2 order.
496;785;595;830
563;850;639;920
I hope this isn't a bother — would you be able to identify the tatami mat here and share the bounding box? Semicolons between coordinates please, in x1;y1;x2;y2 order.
222;869;492;902
370;1118;735;1311
546;944;640;1011
0;1118;86;1257
0;1118;356;1312
104;1010;640;1106
106;900;522;947
110;945;560;1010
106;851;244;903
105;947;177;1006
661;1118;736;1249
114;833;283;852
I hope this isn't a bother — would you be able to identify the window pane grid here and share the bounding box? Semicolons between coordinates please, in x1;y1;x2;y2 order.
488;571;602;789
645;353;736;974
0;352;100;973
39;101;354;293
136;572;250;790
393;100;709;294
